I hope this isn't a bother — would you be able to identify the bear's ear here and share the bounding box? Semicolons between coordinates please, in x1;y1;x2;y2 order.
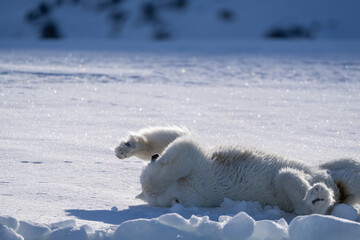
135;192;145;200
130;134;147;147
128;134;138;143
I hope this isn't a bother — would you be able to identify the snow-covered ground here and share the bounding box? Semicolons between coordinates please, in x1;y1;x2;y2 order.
1;39;360;239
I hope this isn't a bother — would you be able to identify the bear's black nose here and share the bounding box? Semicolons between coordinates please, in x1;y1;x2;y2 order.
151;154;160;162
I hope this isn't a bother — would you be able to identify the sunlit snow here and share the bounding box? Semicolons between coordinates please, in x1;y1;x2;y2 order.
1;39;360;239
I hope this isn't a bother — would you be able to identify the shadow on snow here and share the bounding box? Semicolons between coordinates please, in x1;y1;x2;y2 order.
66;202;295;225
66;205;172;225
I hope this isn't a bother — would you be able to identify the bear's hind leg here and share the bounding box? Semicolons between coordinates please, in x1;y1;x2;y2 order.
275;168;334;215
275;168;311;214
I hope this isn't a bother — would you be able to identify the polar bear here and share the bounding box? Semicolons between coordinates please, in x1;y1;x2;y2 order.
115;126;360;215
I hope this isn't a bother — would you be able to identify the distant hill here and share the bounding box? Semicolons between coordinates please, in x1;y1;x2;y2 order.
1;0;360;40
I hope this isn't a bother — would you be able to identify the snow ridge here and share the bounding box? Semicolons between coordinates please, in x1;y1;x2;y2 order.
1;203;360;240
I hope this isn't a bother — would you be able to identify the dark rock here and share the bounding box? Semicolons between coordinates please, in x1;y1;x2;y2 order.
55;0;63;7
40;21;61;39
218;9;235;21
142;2;158;22
98;0;124;11
26;11;41;22
25;2;51;22
265;25;313;39
171;0;188;9
153;29;171;40
110;10;128;23
38;2;50;16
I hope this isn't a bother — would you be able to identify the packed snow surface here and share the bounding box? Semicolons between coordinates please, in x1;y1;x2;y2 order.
1;40;360;239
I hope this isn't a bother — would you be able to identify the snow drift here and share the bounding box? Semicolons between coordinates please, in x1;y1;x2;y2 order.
1;202;360;240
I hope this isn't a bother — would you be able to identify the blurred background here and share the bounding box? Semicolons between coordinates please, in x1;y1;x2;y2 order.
1;0;360;41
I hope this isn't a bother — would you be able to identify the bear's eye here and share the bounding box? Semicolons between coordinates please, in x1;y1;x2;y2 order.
124;142;131;147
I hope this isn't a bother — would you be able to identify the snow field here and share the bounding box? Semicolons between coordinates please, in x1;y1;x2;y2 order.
1;40;360;239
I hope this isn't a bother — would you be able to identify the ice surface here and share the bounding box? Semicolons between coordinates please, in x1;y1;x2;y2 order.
0;40;360;239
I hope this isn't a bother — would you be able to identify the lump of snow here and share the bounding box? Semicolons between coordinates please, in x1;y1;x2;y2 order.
289;214;360;240
220;199;290;221
113;213;224;240
113;218;181;240
0;216;19;231
113;213;223;240
331;204;358;221
158;213;193;232
50;219;76;230
223;212;255;240
0;224;24;240
249;219;288;240
220;199;262;214
187;215;223;238
16;221;51;240
46;226;89;240
263;205;285;219
169;203;185;213
111;206;118;212
276;218;289;229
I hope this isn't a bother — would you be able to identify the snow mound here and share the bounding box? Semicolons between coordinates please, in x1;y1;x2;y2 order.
331;204;359;221
289;214;360;240
0;224;23;240
0;216;19;231
1;203;360;240
222;212;254;240
16;221;51;240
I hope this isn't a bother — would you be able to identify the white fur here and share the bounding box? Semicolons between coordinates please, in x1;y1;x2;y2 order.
114;126;189;160
116;126;360;215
